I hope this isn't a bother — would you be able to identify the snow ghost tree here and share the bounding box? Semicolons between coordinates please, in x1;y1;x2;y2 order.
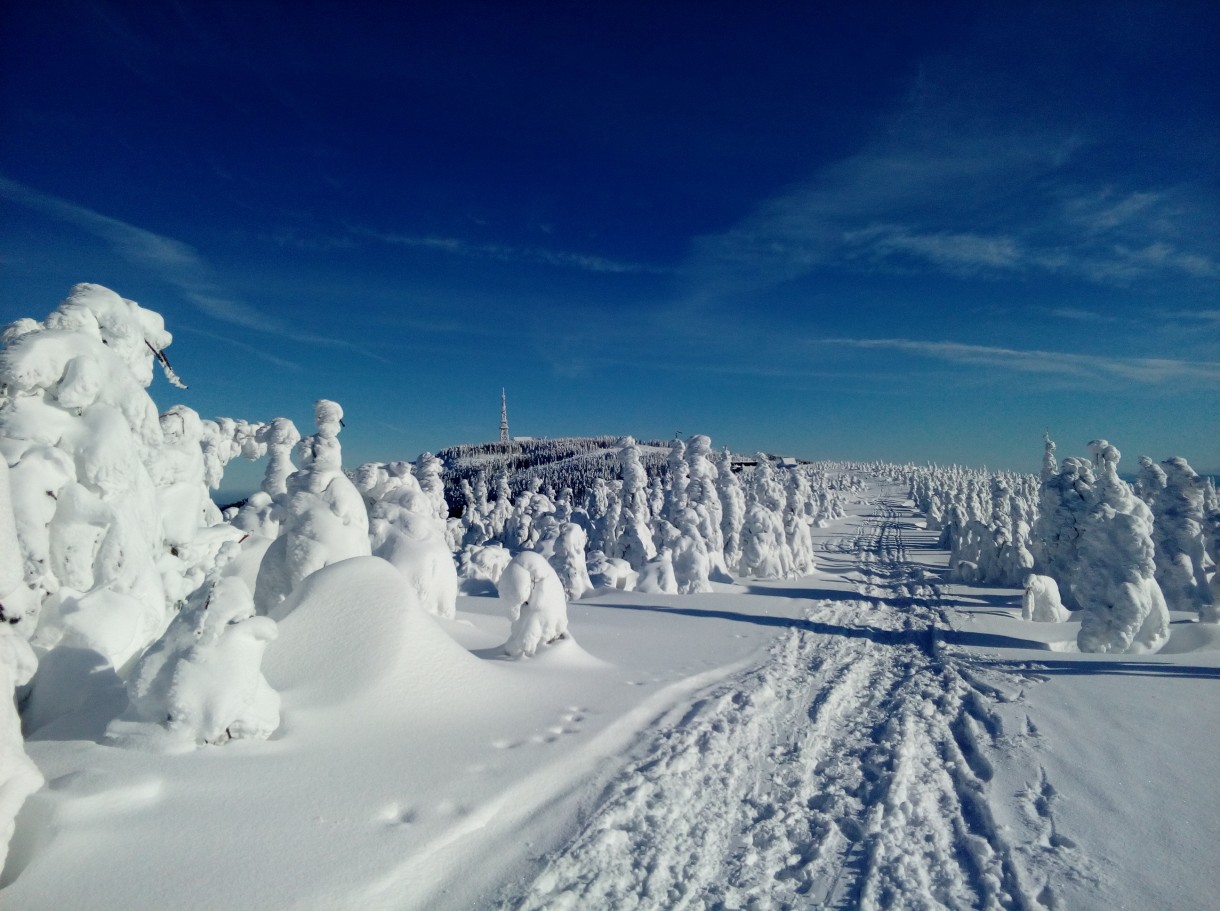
1151;457;1213;619
0;284;194;670
412;451;448;521
669;509;713;594
0;460;44;877
122;557;280;747
152;404;242;609
497;551;569;658
613;438;656;567
548;522;593;601
1039;433;1057;484
254;400;370;618
1134;456;1167;508
1021;574;1069;623
1034;455;1095;609
368;488;458;620
636;549;679;594
1075;441;1170;654
716;449;746;574
232;418;301;539
685;435;729;580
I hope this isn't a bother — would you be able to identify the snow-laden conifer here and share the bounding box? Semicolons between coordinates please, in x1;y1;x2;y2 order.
254;400;370;618
1076;442;1170;654
1151;457;1212;618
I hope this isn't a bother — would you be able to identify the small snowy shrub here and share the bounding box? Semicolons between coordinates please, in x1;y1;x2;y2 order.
497;551;569;658
1021;574;1069;622
124;570;280;746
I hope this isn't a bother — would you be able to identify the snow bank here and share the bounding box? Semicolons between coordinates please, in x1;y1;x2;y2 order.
262;556;478;708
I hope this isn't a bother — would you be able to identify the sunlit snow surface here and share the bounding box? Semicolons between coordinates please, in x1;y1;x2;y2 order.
4;483;1218;911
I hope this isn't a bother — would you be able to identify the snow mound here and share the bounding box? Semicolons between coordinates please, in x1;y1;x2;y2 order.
262;557;480;708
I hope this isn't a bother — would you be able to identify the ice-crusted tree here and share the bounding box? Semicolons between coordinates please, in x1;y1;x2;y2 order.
1135;456;1167;508
783;470;817;576
549;522;593;600
0;284;198;669
1039;432;1057;484
1021;574;1069;622
613;439;656;568
254;400;370;617
715;449;746;573
487;472;514;542
670;508;713;593
1075;441;1170;654
498;551;569;658
0;459;44;877
368;486;458;620
661;438;689;525
685;435;729;580
232;418;300;538
1151;457;1213;619
1205;507;1220;619
413;451;448;521
1034;453;1095;609
153;405;243;607
738;502;789;578
122;545;280;746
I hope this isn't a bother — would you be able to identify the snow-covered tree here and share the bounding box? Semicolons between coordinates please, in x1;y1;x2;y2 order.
670;509;713;594
1034;454;1096;608
1151;457;1213;618
548;522;593;601
413;451;448;521
636;550;679;594
232;418;301;539
369;488;458;620
716;449;746;573
254;400;370;617
123;555;279;746
1;284;193;670
497;551;569;658
0;459;43;876
1021;574;1069;622
614;439;656;567
1075;442;1169;654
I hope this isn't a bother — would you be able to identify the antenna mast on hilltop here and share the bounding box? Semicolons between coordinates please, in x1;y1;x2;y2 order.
500;388;510;443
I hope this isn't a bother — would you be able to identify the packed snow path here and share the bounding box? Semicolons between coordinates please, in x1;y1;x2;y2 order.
501;494;1059;911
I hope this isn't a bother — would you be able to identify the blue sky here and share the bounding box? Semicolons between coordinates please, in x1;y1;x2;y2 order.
2;1;1218;486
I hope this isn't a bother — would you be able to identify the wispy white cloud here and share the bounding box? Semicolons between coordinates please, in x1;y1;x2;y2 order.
823;337;1220;386
354;227;670;275
844;225;1024;274
683;87;1218;299
0;175;388;361
1043;307;1119;324
175;326;302;372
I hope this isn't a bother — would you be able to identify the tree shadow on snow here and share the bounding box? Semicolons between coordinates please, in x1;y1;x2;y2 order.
593;601;1046;653
988;658;1220;680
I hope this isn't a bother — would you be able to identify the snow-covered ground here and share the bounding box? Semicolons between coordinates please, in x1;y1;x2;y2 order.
4;480;1218;910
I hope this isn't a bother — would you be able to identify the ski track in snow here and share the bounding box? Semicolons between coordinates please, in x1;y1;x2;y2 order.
498;492;1084;911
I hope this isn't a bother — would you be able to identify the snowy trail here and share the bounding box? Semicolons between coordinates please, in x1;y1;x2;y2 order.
499;492;1058;911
